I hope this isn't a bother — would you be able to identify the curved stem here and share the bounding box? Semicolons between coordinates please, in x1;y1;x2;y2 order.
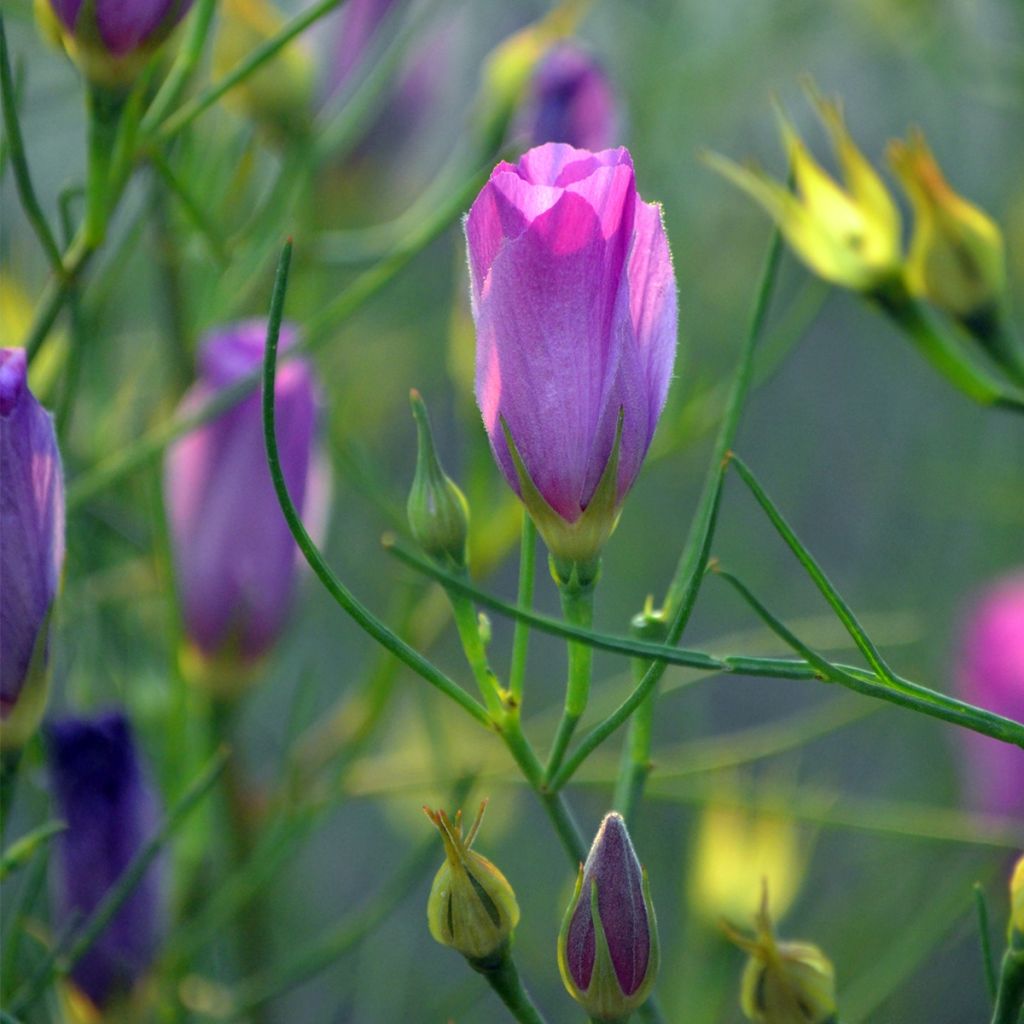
991;947;1024;1024
508;515;537;707
473;951;550;1024
448;590;505;717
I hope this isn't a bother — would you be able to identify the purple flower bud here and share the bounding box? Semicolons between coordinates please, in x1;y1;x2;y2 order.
517;43;619;151
558;812;659;1020
46;711;164;1011
1;349;64;744
45;0;195;77
466;143;677;573
163;321;324;678
956;573;1024;817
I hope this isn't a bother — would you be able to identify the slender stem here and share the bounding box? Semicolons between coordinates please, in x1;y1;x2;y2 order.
975;883;998;1003
149;149;228;265
472;951;550;1024
0;16;62;270
260;243;490;727
84;84;126;247
508;514;537;707
448;590;505;717
545;582;595;783
23;232;92;363
990;946;1024;1024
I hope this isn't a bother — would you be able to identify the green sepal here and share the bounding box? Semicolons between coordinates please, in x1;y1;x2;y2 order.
500;409;623;587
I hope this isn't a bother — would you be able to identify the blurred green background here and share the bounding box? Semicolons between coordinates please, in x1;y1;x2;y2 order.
2;0;1023;1020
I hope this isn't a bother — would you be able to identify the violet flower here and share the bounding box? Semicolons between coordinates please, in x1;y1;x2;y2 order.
43;0;195;82
163;321;323;683
956;573;1024;817
558;812;659;1020
516;43;619;151
465;142;677;577
1;348;64;747
47;712;164;1011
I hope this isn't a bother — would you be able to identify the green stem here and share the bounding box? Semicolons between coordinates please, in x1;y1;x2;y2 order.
975;883;998;1004
873;280;1024;412
991;947;1024;1024
471;949;549;1024
508;514;537;708
545;580;596;784
0;16;62;270
23;232;92;363
448;589;505;717
84;84;126;247
613;638;663;826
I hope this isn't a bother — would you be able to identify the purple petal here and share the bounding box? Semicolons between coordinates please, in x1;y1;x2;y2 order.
518;43;619;152
164;323;320;662
0;349;64;715
46;0;83;33
565;813;650;996
94;0;194;56
474;179;634;521
956;574;1024;817
515;141;631;187
324;0;401;98
47;712;164;1010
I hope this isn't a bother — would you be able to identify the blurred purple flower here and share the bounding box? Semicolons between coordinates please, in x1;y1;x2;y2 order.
47;711;163;1011
47;0;195;58
164;321;323;669
516;43;619;151
324;0;402;99
558;812;659;1018
956;573;1024;817
466;143;677;566
1;348;64;730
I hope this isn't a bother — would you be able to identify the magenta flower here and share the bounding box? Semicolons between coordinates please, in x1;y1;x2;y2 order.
516;44;619;151
558;812;659;1020
164;322;324;678
956;573;1024;817
46;0;194;64
466;143;677;573
47;711;164;1011
1;349;64;745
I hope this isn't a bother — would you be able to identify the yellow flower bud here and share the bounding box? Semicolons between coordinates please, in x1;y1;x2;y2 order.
213;0;314;141
888;130;1006;327
689;799;804;926
726;884;838;1024
705;82;901;293
425;802;520;966
1010;854;1024;942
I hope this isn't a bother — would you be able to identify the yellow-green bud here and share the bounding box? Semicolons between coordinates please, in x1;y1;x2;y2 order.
888;130;1005;327
425;802;520;965
1010;854;1024;944
727;884;837;1024
407;390;470;574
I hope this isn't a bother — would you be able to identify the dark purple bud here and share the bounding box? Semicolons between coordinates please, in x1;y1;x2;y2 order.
41;0;195;84
518;43;619;151
46;712;164;1011
956;573;1024;817
163;321;325;681
1;349;64;745
558;812;659;1020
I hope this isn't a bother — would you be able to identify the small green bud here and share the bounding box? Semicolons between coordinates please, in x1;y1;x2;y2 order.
425;801;520;966
727;883;837;1024
407;391;470;574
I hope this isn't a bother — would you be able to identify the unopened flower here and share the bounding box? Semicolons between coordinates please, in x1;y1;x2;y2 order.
1;349;64;749
516;43;619;151
955;573;1024;817
466;143;677;582
38;0;196;86
213;0;314;140
726;885;837;1024
558;812;659;1021
47;712;164;1013
425;801;520;966
1011;855;1024;941
164;321;325;691
888;131;1018;367
407;390;470;573
705;86;901;293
